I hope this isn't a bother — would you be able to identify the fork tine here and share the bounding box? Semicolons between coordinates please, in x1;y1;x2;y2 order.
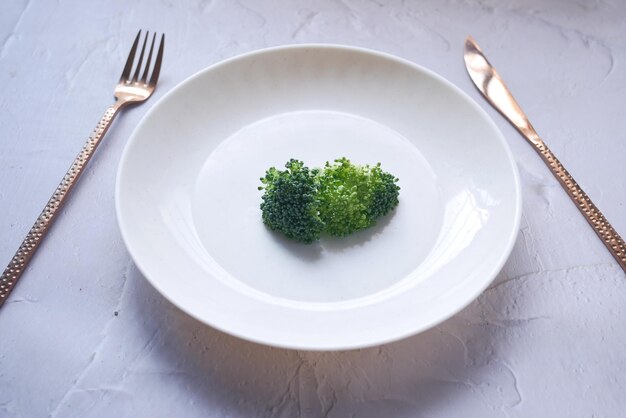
120;30;141;83
149;34;165;87
140;33;157;84
132;31;149;82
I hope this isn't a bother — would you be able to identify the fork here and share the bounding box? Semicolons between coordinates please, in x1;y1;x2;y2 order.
0;30;165;308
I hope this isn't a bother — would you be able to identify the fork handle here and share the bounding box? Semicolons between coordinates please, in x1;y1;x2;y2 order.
534;140;626;272
0;104;121;307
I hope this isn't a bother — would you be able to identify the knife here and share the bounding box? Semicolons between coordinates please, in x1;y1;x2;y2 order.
463;36;626;273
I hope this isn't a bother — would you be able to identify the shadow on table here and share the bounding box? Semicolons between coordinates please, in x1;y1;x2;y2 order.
129;265;521;417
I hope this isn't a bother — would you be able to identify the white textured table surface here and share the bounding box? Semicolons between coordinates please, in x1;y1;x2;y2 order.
1;1;625;417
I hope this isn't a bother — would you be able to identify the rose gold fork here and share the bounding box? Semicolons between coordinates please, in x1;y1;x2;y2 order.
0;30;165;308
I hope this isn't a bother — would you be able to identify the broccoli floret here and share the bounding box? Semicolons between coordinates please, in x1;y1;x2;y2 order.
318;158;400;236
365;163;401;220
259;158;400;243
259;159;324;243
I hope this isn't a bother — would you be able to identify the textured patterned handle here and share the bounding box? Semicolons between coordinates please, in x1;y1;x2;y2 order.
535;141;626;272
0;105;120;307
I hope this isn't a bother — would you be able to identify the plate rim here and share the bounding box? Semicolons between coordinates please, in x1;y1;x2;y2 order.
115;43;522;350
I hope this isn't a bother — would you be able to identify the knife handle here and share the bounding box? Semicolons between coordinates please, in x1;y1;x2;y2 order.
534;140;626;271
0;105;120;307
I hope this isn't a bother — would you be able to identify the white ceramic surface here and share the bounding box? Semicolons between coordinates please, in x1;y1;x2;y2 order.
116;45;521;350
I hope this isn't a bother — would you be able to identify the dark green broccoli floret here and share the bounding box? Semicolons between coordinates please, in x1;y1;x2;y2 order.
259;158;400;243
259;159;324;243
318;158;400;236
365;163;401;220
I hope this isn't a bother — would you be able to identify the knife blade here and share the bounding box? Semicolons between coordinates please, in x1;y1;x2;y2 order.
463;36;626;273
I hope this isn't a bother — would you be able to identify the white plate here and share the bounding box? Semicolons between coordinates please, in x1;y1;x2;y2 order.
116;44;521;350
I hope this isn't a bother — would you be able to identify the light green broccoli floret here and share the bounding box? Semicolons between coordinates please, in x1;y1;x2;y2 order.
318;158;400;236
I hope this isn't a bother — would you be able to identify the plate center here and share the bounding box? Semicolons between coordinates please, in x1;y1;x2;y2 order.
191;110;443;303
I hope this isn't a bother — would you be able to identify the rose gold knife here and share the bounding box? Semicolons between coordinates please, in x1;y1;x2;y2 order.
463;36;625;273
